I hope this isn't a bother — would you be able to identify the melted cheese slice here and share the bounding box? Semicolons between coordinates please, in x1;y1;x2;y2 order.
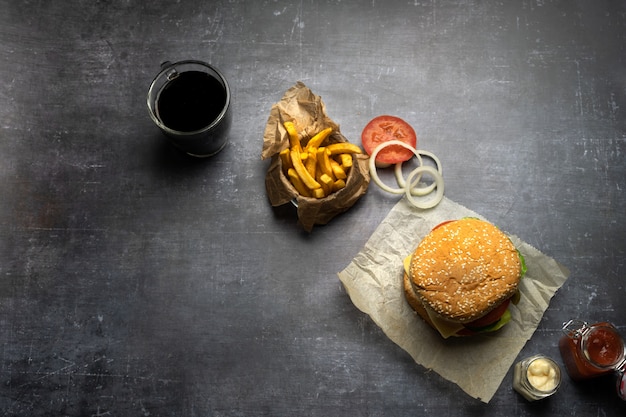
403;254;465;338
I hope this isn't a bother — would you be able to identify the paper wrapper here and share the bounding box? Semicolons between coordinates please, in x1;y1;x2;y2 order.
337;197;570;402
261;82;370;232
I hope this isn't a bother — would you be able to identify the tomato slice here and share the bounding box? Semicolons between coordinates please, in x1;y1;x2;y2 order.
466;298;511;329
361;115;417;165
432;220;455;231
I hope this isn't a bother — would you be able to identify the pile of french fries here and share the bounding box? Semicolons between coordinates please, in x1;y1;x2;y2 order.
280;121;363;199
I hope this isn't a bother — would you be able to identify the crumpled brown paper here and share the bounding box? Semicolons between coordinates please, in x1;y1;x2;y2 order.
337;197;570;402
261;82;370;232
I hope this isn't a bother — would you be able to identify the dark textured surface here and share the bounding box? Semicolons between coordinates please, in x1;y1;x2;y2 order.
1;1;625;415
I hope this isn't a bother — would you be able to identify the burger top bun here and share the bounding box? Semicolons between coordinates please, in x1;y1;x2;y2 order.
408;218;521;324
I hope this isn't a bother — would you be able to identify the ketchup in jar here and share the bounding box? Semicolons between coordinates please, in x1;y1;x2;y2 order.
559;320;625;381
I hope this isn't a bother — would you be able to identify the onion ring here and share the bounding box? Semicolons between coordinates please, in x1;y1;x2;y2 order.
394;149;443;196
404;165;445;209
369;140;423;195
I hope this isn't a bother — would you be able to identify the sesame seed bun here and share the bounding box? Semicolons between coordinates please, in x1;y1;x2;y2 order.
403;270;436;328
407;218;521;326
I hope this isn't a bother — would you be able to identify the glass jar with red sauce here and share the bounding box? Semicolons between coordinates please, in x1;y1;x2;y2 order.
559;320;626;394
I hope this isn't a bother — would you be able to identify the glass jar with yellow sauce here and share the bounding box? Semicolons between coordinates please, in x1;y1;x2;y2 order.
513;354;561;401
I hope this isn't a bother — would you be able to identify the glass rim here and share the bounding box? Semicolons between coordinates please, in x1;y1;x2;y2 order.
147;60;231;136
581;324;626;369
525;355;562;394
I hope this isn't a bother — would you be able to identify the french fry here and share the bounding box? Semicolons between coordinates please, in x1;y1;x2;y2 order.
305;127;333;150
287;168;311;197
326;142;362;155
280;148;292;172
318;173;334;196
330;158;347;180
316;147;335;181
332;179;346;192
283;121;302;152
281;123;357;198
311;188;326;199
305;151;317;178
291;149;321;190
338;153;352;169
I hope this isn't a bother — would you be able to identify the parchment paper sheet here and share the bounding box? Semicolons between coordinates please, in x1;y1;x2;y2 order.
337;196;570;402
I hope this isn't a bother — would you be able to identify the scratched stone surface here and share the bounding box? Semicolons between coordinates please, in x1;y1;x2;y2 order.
1;1;625;416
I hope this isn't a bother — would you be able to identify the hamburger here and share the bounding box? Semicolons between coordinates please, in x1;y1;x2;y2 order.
403;218;526;338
